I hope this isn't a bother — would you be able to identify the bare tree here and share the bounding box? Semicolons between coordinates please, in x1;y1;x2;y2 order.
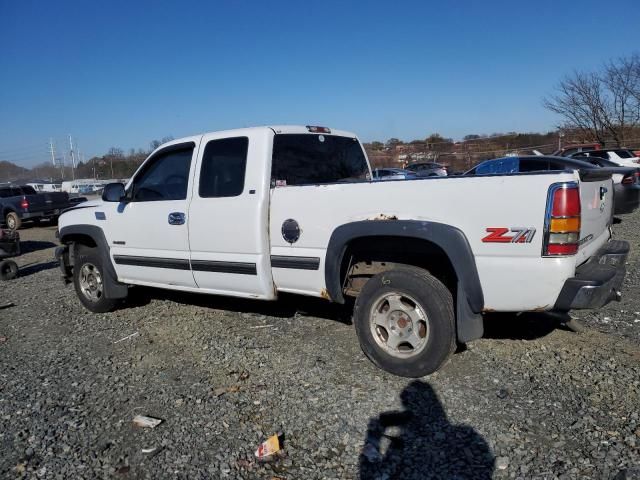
543;53;640;146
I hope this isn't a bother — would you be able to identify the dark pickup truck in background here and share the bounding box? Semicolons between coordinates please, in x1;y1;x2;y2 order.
0;185;73;230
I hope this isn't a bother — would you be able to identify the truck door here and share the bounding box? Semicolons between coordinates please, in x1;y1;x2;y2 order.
187;129;275;299
108;140;198;288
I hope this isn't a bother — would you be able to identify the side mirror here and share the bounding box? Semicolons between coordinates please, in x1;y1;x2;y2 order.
102;183;126;202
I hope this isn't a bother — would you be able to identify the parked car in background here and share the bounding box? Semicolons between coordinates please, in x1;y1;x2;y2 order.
570;149;640;168
553;143;601;157
372;168;417;181
405;162;447;177
26;182;62;192
466;156;640;215
0;185;72;230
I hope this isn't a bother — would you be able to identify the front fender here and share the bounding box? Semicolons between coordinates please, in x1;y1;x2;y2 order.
58;224;128;299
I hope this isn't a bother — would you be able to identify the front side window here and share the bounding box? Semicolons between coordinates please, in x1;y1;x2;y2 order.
199;137;248;198
271;134;369;186
131;146;193;201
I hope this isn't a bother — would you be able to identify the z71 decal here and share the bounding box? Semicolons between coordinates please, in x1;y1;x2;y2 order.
482;227;536;243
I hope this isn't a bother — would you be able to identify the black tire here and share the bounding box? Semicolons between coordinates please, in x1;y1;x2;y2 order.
5;212;21;231
73;244;120;313
353;265;456;378
0;260;18;281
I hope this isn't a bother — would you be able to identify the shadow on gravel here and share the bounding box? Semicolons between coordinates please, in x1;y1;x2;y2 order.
16;260;59;278
359;380;494;479
126;287;354;324
482;311;565;340
19;240;56;254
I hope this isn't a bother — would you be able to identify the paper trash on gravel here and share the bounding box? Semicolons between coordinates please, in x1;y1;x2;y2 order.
255;434;281;460
132;415;163;428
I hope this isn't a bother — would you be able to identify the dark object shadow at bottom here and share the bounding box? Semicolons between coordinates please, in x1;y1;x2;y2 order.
359;380;494;479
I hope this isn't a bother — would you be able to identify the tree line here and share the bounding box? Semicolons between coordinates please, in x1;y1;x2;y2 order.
544;52;640;146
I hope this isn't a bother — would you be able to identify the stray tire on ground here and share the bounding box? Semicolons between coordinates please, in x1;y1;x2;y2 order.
0;259;19;281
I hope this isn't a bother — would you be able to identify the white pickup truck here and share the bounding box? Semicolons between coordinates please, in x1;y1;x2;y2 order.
56;125;629;377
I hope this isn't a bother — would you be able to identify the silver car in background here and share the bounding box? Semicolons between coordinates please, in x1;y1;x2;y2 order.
372;168;418;181
405;162;448;177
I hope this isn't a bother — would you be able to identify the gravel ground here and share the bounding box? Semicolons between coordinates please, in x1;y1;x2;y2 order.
1;216;639;479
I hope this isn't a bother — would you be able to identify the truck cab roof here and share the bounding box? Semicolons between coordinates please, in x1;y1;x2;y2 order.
162;126;358;152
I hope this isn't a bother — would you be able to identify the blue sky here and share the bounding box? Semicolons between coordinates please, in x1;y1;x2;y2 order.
1;0;638;166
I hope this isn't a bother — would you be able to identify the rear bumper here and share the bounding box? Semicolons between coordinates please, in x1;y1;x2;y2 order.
22;209;61;220
554;240;629;310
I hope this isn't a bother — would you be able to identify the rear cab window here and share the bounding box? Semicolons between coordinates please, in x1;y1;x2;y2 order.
199;137;248;198
271;134;369;186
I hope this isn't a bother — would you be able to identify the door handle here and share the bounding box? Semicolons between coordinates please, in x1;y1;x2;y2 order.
168;212;186;225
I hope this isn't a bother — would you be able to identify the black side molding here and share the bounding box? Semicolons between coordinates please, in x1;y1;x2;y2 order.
270;255;320;270
113;255;190;270
112;255;258;275
191;260;257;275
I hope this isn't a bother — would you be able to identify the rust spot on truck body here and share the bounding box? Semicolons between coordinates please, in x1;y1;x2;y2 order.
320;288;331;300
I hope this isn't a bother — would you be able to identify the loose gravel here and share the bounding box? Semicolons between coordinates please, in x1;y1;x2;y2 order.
1;216;639;479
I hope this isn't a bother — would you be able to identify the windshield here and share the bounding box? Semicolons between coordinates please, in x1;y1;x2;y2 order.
613;149;635;159
271;134;369;186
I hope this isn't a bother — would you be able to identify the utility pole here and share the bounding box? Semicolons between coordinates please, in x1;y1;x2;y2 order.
49;138;56;166
68;135;76;181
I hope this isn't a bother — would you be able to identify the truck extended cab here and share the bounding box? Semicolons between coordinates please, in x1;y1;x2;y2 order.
1;185;71;230
56;126;629;377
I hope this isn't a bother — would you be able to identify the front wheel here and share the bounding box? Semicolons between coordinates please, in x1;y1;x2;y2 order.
353;266;456;378
73;245;120;313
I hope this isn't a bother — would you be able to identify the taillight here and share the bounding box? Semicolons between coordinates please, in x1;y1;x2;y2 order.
306;125;331;134
543;183;581;256
20;197;29;209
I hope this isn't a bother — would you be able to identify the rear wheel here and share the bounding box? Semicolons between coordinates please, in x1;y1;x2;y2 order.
5;212;21;231
73;245;119;313
353;265;456;378
0;260;18;281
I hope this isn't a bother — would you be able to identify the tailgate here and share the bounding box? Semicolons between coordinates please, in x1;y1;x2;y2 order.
25;193;68;213
44;192;70;209
576;169;614;263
